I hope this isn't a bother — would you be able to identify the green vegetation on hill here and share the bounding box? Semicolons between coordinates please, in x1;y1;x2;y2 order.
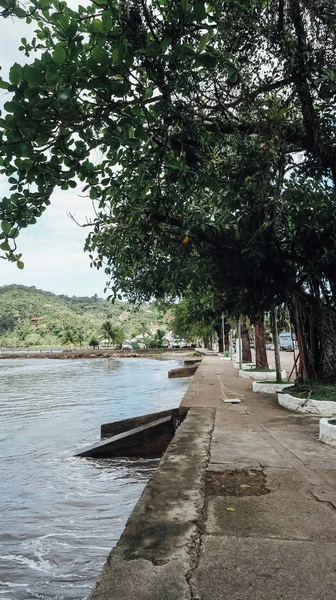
0;285;169;348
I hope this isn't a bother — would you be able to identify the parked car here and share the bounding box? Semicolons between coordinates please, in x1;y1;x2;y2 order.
266;343;275;350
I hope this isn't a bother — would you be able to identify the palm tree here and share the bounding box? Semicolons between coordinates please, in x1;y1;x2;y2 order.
62;329;74;349
75;331;84;347
100;321;125;348
101;320;114;348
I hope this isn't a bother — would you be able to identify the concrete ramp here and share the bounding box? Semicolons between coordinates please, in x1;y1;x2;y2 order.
101;408;180;438
168;364;199;378
76;416;175;459
184;358;202;366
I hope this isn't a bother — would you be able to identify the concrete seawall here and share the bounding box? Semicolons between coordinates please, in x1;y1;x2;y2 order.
88;407;215;600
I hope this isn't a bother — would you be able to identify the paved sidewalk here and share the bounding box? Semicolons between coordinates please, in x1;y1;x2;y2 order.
187;357;336;599
89;356;336;600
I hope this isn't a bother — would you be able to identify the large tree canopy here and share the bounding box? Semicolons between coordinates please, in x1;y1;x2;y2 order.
0;0;335;258
0;0;335;378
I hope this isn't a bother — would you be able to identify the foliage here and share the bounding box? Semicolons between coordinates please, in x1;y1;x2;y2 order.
0;1;335;379
0;284;168;347
88;336;99;349
147;328;166;348
0;0;334;264
100;320;125;347
171;291;219;343
61;329;74;347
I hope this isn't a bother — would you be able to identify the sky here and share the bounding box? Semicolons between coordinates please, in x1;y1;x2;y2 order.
0;1;109;298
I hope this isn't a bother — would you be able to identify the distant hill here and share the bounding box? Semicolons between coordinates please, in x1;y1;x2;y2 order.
0;285;167;348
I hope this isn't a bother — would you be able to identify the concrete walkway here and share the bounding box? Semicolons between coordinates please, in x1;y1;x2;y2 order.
89;357;336;600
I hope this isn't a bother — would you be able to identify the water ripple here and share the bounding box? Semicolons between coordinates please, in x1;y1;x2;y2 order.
0;357;188;600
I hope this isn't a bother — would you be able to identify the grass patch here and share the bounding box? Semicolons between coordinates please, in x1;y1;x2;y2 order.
283;383;336;402
256;380;293;385
247;368;276;372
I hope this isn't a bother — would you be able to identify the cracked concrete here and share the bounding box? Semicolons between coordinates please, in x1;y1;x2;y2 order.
88;356;336;600
88;407;215;600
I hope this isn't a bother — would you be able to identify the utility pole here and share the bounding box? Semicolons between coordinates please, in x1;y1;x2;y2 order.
221;312;225;354
270;308;282;383
238;317;242;370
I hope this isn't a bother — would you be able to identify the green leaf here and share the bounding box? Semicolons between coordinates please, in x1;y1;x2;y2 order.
0;78;9;90
15;6;26;18
92;46;108;63
17;260;25;270
176;44;195;58
4;101;22;113
160;38;171;52
53;45;66;66
228;68;239;83
144;86;153;100
92;19;104;34
198;53;217;69
0;240;10;251
9;63;23;86
66;22;78;39
23;65;42;85
199;32;209;52
1;221;11;235
45;63;59;85
110;81;131;97
193;2;207;20
181;0;188;11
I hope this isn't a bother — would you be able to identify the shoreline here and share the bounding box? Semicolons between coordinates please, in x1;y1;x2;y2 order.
0;348;196;361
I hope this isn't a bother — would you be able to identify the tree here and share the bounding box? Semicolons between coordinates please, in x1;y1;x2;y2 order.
89;336;99;349
147;328;166;348
0;1;335;380
100;320;125;348
62;329;74;349
240;316;252;364
154;328;165;348
171;290;231;352
1;0;335;258
74;330;84;347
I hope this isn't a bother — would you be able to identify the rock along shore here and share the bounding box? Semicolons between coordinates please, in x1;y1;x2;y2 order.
0;349;195;360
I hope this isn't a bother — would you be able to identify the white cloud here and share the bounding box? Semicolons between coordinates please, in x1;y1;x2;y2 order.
0;1;112;297
0;186;110;297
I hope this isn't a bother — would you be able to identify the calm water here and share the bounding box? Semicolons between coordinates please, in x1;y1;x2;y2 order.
0;357;188;600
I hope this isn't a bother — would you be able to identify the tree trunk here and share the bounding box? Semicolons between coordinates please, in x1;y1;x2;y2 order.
204;335;212;350
240;315;252;363
224;323;230;352
214;325;223;353
254;315;269;369
270;308;282;383
290;294;319;382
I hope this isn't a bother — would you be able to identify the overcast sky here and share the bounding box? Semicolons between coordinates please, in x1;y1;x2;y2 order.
0;1;109;298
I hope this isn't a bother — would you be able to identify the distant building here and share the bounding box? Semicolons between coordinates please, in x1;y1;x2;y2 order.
119;311;128;321
30;317;43;326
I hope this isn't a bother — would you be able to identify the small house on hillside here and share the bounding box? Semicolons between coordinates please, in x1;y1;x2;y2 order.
30;317;43;326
